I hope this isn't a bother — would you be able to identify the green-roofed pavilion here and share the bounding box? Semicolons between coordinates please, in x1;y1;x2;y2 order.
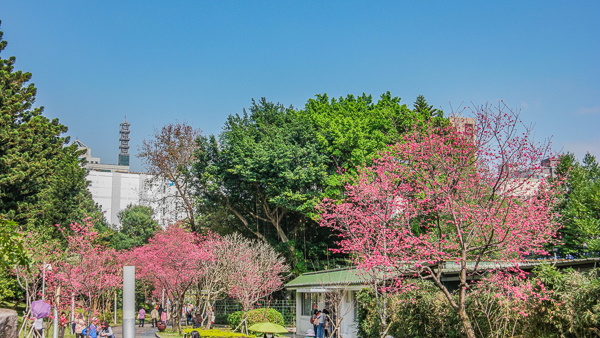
285;268;368;290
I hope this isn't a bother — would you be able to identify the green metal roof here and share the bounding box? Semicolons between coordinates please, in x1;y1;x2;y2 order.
285;268;369;289
286;259;600;289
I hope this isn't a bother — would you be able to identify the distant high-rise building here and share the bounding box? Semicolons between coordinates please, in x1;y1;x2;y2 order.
71;118;185;226
118;117;130;166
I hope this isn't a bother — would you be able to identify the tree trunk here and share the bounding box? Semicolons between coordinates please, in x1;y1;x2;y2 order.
261;201;289;243
175;295;185;335
226;204;267;241
204;296;214;330
458;309;476;338
458;256;476;338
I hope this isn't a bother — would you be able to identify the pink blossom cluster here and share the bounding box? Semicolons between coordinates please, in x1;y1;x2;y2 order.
319;106;562;295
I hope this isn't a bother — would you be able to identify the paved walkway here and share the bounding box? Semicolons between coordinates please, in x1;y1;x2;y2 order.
110;324;158;338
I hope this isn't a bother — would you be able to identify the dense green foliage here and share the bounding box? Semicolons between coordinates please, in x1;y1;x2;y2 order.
302;92;444;171
0;218;29;269
0;267;21;302
555;153;600;257
194;98;344;272
357;265;600;338
195;99;330;244
300;92;446;199
0;23;97;239
110;204;161;250
194;94;445;274
227;308;284;331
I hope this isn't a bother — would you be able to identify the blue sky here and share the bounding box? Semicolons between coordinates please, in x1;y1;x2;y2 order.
3;1;599;172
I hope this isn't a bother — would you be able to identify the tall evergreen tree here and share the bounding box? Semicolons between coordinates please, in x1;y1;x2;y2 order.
0;22;97;238
413;94;442;118
555;152;600;257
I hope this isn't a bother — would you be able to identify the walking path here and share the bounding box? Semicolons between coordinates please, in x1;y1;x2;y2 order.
110;324;158;338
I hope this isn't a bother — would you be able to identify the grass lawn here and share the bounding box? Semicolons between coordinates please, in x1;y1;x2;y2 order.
157;331;184;338
0;300;26;314
156;327;243;338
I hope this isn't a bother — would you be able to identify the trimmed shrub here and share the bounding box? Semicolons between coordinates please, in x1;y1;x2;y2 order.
227;308;284;331
181;328;250;338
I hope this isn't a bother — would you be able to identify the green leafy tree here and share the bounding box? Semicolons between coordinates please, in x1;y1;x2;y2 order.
0;22;97;238
0;218;29;269
194;94;446;273
0;268;21;303
111;204;160;251
195;98;330;244
300;92;446;199
0;217;28;304
555;152;600;257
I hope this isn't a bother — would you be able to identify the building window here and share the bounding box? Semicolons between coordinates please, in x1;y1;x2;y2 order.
302;293;317;316
351;291;357;319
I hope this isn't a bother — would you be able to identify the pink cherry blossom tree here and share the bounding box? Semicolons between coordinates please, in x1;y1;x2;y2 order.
129;224;212;334
52;217;123;338
12;232;63;335
319;103;561;338
222;233;289;334
12;233;61;312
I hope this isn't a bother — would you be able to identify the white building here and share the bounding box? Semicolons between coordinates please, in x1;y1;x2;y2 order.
72;140;184;227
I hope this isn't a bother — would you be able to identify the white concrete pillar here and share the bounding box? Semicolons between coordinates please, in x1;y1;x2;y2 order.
123;266;135;338
114;292;117;324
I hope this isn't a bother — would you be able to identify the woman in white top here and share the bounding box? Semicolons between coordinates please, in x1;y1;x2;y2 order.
33;317;44;337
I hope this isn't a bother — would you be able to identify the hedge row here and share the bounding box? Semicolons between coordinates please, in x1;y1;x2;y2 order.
227;308;284;331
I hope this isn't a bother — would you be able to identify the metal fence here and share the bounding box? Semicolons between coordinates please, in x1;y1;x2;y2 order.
213;298;296;327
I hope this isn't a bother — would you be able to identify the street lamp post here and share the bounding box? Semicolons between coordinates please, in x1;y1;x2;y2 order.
123;266;136;338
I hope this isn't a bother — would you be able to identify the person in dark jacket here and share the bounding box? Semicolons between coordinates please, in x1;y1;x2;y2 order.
158;306;164;321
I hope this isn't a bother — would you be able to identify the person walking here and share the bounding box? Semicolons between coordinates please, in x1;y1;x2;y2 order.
160;308;168;325
186;305;193;326
316;309;326;338
158;306;164;322
138;308;146;327
59;312;68;338
151;306;159;327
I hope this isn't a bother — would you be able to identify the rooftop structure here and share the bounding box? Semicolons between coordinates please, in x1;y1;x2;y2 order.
449;116;476;141
72;139;130;172
118;117;131;166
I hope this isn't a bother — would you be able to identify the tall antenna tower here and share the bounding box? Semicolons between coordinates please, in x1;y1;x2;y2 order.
118;117;130;166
